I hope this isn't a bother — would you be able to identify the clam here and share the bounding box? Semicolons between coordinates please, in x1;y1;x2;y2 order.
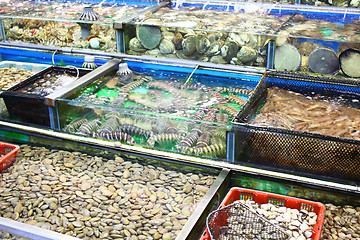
182;35;196;56
162;31;175;41
221;40;239;62
207;32;224;43
159;39;175;54
236;46;258;64
172;32;183;50
228;33;243;46
176;50;196;60
196;32;210;54
205;40;224;56
229;33;258;49
210;56;227;64
145;48;163;58
129;37;146;52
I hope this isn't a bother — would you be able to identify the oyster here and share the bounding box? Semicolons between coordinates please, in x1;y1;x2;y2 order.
236;46;258;64
221;41;239;62
136;25;162;50
159;38;175;54
196;32;210;54
182;35;196;56
129;37;146;52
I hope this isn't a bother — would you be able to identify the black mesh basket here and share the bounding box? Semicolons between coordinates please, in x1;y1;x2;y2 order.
232;71;360;184
206;201;289;240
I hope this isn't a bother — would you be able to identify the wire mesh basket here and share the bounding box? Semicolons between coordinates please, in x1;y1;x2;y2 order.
206;201;290;240
232;71;360;184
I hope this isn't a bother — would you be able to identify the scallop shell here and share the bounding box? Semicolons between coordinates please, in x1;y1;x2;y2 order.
274;44;301;71
136;25;162;50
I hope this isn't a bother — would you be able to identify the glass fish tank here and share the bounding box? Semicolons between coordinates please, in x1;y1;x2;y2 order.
232;71;360;184
56;59;261;160
121;0;360;77
272;7;360;77
1;0;160;51
121;1;289;68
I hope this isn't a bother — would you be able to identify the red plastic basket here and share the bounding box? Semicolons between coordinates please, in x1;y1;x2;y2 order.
0;142;20;172
200;187;325;240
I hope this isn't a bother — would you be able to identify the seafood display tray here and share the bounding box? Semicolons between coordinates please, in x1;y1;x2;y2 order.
1;66;91;128
232;71;360;184
200;187;325;240
0;141;19;172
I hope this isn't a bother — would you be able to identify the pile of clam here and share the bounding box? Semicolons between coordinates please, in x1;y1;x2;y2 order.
0;68;34;90
321;203;360;239
0;145;215;240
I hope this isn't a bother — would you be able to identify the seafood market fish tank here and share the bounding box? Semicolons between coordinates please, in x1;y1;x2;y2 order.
54;58;261;161
120;0;360;77
121;0;285;68
0;0;161;51
271;6;360;77
232;71;360;184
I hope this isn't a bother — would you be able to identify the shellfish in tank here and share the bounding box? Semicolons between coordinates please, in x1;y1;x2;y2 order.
172;32;183;50
176;50;196;60
159;38;175;54
221;40;239;62
236;46;258;65
274;44;301;71
136;25;162;50
129;37;146;52
339;48;360;78
208;32;225;43
182;35;196;56
206;40;224;56
210;55;227;64
196;32;210;54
